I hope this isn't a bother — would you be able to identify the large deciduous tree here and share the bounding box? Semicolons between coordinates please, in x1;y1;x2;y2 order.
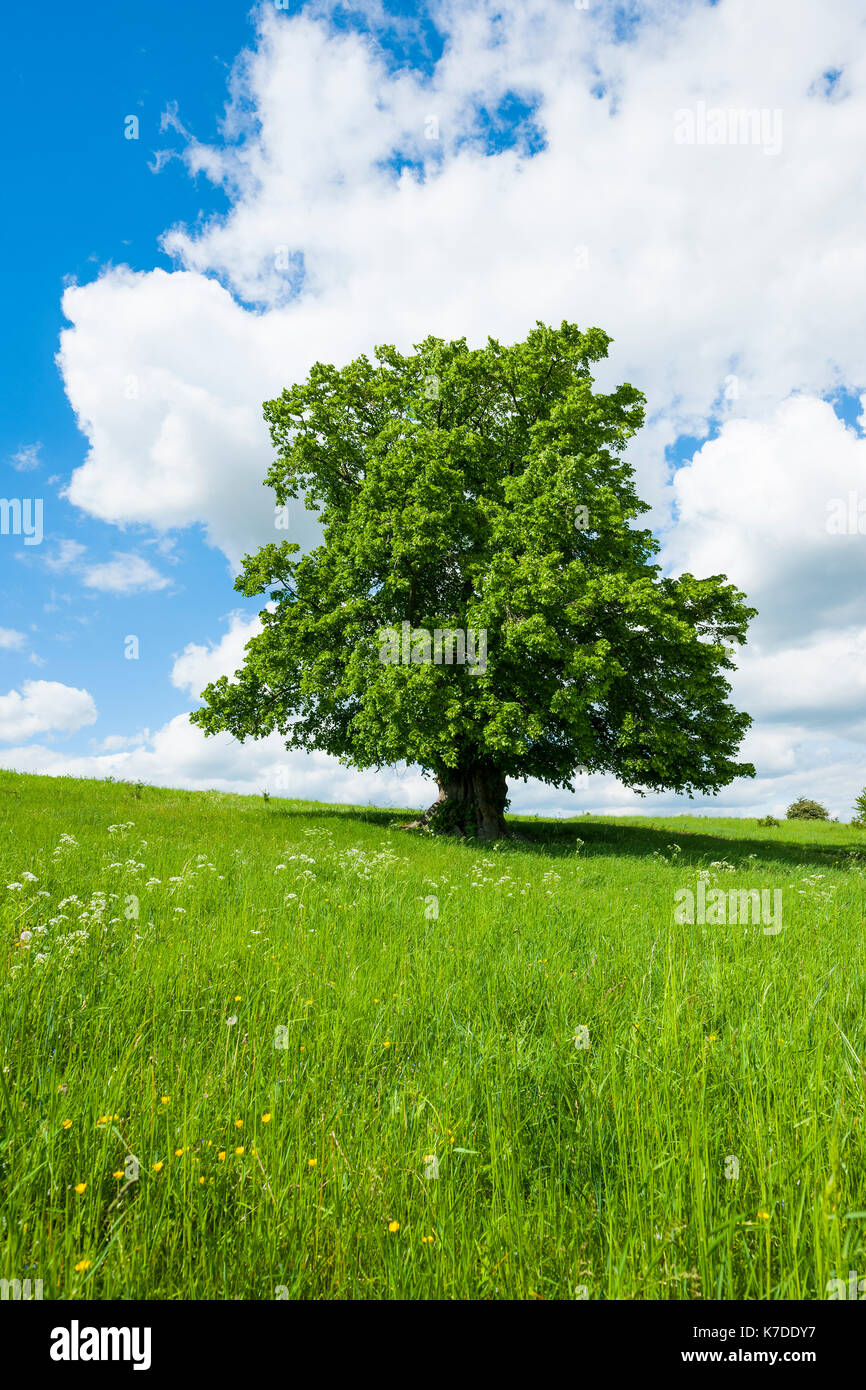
191;321;756;838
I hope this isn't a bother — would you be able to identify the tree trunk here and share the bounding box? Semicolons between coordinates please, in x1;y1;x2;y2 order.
406;764;509;839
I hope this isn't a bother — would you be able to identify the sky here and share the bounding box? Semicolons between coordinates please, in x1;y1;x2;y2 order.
2;0;866;819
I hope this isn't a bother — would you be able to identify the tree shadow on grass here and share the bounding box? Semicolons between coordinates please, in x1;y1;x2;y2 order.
504;817;863;872
263;800;864;871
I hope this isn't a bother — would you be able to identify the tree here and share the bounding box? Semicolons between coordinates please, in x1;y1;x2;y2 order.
786;797;829;821
191;321;756;838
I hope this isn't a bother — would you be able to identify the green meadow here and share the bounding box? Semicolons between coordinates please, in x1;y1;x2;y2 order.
2;769;865;1300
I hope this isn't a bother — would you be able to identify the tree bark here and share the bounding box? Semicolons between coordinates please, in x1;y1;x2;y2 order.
405;763;509;839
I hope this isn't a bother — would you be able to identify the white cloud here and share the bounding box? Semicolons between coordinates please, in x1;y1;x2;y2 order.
37;0;866;816
57;0;866;566
0;628;27;652
663;397;866;644
89;730;151;753
171;610;263;697
82;552;170;594
9;442;42;472
58;268;321;570
44;540;87;573
0;713;435;808
0;681;98;743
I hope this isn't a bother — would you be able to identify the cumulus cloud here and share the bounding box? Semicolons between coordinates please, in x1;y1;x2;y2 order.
171;610;263;697
39;0;866;815
0;628;27;652
662;397;866;644
0;713;436;808
57;0;866;564
82;553;171;594
0;681;98;743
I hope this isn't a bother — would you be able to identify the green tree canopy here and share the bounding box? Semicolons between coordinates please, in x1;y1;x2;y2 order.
191;321;756;837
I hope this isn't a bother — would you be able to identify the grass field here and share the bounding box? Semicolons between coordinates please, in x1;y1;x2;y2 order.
2;768;865;1300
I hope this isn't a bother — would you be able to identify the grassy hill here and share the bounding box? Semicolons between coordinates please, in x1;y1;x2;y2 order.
2;769;865;1299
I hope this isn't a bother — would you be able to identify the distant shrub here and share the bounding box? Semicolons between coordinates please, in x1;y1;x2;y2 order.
852;788;866;825
757;815;780;827
786;797;829;821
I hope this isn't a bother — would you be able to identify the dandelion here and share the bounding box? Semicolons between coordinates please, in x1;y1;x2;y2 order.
74;1259;91;1273
153;1161;163;1172
757;1210;770;1221
113;1170;124;1180
62;1119;72;1130
226;1016;238;1027
19;930;32;945
74;1183;86;1195
261;1113;271;1123
388;1221;400;1234
234;995;241;1002
175;1148;184;1157
199;1176;205;1185
383;1040;390;1048
421;1235;435;1245
235;1146;244;1155
217;1151;226;1162
234;1119;243;1129
307;1158;316;1168
160;1096;169;1105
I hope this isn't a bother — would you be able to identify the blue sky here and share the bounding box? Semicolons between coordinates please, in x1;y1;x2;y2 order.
0;0;534;742
1;1;260;734
3;0;866;817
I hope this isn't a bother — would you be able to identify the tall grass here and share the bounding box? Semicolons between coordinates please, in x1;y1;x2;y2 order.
2;770;865;1299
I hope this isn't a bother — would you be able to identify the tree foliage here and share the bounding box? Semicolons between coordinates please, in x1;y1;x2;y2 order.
191;321;756;836
786;797;829;821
